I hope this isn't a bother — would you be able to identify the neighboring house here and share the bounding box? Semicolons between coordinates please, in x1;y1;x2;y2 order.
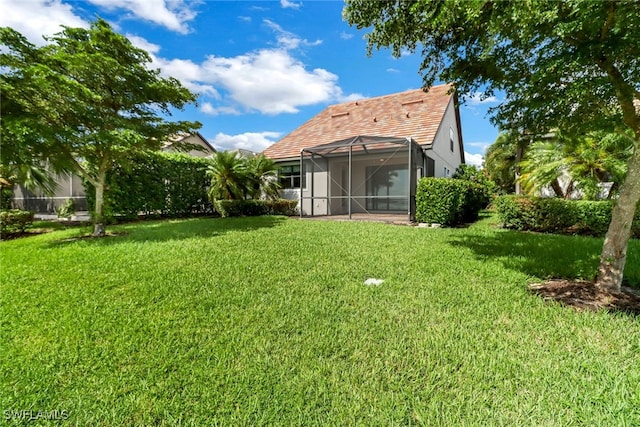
229;148;257;158
162;132;216;158
12;133;214;213
262;84;465;220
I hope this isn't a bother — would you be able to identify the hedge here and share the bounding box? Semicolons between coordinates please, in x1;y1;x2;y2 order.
415;178;488;226
494;195;640;238
214;199;298;218
84;152;213;220
0;209;34;238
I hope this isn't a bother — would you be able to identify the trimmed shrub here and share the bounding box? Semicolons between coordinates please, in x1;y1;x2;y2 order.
0;209;34;238
492;195;536;231
264;199;298;216
84;152;213;220
573;201;613;236
415;178;486;226
214;199;298;218
460;180;491;223
494;195;640;238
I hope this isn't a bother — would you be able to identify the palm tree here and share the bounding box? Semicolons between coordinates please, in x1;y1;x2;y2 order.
244;154;281;200
484;131;525;194
206;151;248;201
519;131;632;200
0;162;59;209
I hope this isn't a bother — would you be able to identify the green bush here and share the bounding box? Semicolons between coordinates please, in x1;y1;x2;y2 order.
452;164;495;207
84;152;213;220
0;209;34;238
573;201;613;236
0;187;13;210
57;198;75;219
415;178;486;226
460;180;491;223
492;196;536;231
214;199;298;218
494;196;640;238
264;199;298;216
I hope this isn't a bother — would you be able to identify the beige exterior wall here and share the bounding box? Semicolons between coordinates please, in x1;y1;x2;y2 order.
12;173;88;212
301;157;329;215
425;98;463;177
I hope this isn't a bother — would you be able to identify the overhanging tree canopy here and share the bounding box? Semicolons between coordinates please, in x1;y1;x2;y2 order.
344;0;640;291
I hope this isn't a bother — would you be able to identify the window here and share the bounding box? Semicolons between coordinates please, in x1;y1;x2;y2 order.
450;127;455;152
278;165;302;189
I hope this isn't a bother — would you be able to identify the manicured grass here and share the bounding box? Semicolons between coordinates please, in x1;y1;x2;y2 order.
1;215;639;425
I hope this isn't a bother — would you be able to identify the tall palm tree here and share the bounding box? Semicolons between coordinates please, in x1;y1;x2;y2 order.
206;151;248;201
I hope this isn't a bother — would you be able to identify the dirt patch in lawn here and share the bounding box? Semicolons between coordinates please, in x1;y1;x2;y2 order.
529;280;640;315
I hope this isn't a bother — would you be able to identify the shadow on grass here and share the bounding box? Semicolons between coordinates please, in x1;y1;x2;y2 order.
46;215;288;248
450;226;640;287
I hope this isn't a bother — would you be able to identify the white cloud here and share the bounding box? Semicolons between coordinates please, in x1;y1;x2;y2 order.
464;152;484;167
87;0;198;33
386;68;400;73
238;16;251;23
466;141;491;152
0;0;87;45
152;56;219;97
466;91;500;105
127;34;161;54
127;25;354;115
133;21;346;114
280;0;301;10
263;19;321;50
200;102;239;116
210;131;283;152
339;31;353;40
200;49;344;114
338;92;365;103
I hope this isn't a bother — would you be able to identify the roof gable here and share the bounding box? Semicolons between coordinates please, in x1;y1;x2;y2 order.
263;84;455;160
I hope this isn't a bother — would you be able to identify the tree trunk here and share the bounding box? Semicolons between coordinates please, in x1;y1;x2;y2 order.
564;180;575;199
550;179;565;198
92;172;106;237
596;144;640;291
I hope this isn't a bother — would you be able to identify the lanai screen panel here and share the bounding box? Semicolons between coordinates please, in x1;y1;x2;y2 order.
300;135;423;220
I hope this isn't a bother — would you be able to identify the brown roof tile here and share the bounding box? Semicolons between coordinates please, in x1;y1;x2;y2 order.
263;84;454;160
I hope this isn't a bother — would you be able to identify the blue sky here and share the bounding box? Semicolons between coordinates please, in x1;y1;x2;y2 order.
1;0;501;166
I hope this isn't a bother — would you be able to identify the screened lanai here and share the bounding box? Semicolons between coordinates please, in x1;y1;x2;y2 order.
299;135;425;222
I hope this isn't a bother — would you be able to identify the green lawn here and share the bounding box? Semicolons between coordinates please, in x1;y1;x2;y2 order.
1;215;639;425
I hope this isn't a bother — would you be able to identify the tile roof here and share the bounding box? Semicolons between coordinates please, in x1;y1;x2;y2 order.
263;84;455;160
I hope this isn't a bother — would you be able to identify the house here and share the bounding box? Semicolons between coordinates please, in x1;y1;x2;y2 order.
161;132;216;158
12;132;214;213
262;84;465;220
